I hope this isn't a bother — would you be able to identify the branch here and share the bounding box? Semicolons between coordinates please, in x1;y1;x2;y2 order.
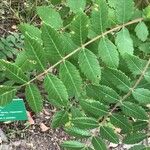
17;17;143;89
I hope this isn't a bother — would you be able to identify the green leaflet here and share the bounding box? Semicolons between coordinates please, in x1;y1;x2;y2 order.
123;133;147;144
132;88;150;104
0;86;16;106
24;35;46;71
90;0;108;35
44;74;68;108
71;107;83;118
135;22;149;42
15;51;36;72
110;114;132;133
100;126;119;143
121;102;148;120
59;61;82;98
37;6;63;29
61;141;85;149
78;49;101;85
51;110;69;128
92;136;107;150
132;121;148;132
97;85;119;103
86;84;119;103
108;0;117;8
72;117;99;129
139;42;150;54
80;99;108;118
19;23;42;43
66;0;86;13
115;28;134;56
70;12;89;45
115;0;134;24
61;33;78;55
129;145;146;150
103;68;131;92
41;24;64;64
0;60;28;84
98;38;119;68
123;53;147;75
25;84;43;113
65;127;91;138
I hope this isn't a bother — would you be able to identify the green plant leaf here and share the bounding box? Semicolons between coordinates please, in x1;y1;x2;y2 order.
98;85;119;103
100;126;119;143
123;53;147;75
51;110;69;128
132;88;150;104
121;102;148;120
110;114;132;133
103;68;131;92
44;74;68;108
78;49;101;85
0;86;16;106
37;6;63;29
24;35;46;71
65;127;91;138
61;140;85;149
115;0;134;24
139;42;150;54
123;133;147;144
115;28;134;55
41;24;64;63
25;84;43;113
0;60;28;84
135;22;149;42
129;145;146;150
70;12;89;45
98;38;119;68
132;121;148;132
92;136;107;150
66;0;86;13
19;23;42;43
86;85;119;103
80;99;108;118
72;117;99;129
15;51;36;72
90;0;108;35
59;61;82;98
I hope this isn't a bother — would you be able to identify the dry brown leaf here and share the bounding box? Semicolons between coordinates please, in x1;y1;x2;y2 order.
40;123;49;132
27;111;35;125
